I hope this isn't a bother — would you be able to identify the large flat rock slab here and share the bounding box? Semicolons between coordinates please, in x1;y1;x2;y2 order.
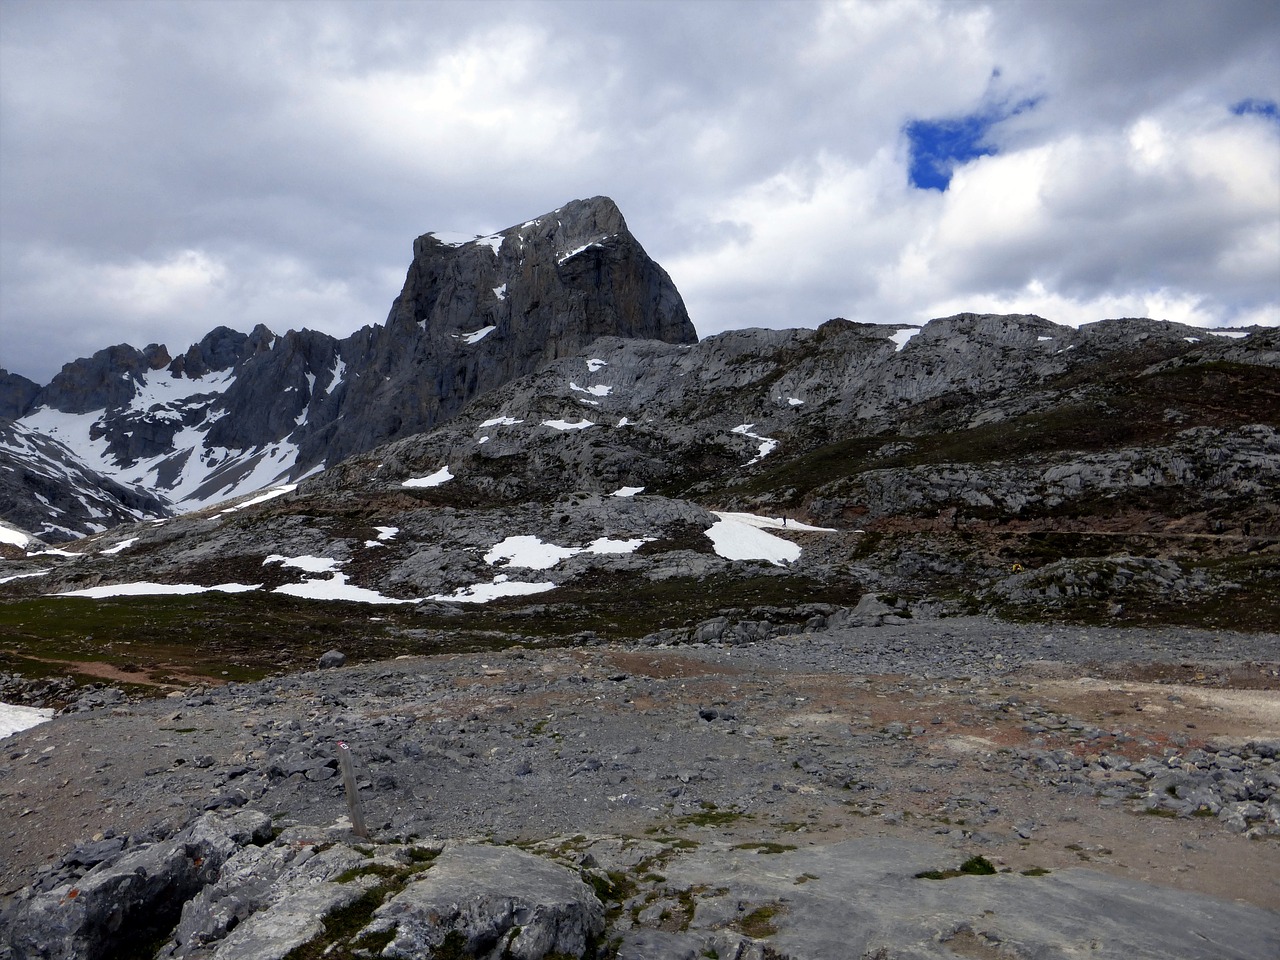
366;842;605;960
648;837;1280;960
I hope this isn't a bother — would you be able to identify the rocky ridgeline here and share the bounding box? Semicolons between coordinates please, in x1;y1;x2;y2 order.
4;258;1277;545
1;197;695;540
303;317;1280;526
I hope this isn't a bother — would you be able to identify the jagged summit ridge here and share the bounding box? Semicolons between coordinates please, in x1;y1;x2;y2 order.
311;196;695;467
1;197;694;541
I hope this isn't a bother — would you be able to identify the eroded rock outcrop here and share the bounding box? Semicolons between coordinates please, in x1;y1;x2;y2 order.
2;811;272;960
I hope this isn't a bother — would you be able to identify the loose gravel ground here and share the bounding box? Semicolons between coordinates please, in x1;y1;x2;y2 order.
2;616;1277;912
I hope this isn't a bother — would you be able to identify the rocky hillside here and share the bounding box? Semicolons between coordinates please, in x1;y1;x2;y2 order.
1;197;694;541
1;201;1277;958
1;312;1275;675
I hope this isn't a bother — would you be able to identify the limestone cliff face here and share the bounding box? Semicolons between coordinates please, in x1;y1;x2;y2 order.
307;196;695;465
0;370;39;420
4;197;697;538
35;343;172;416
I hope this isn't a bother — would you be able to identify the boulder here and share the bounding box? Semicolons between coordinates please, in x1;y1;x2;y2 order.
317;650;347;669
2;810;272;960
366;843;605;960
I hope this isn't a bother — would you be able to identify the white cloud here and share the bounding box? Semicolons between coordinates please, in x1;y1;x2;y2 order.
0;0;1276;382
3;244;371;369
297;23;599;187
672;92;1279;334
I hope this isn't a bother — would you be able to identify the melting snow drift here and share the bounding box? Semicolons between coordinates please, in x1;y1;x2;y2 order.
403;467;453;488
0;702;53;740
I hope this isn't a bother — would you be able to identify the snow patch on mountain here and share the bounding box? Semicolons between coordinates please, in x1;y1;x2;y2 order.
264;554;340;573
454;326;496;345
55;581;260;598
705;513;800;566
889;327;922;351
0;522;31;548
428;574;557;604
484;534;651;571
273;573;418;605
403;467;453;488
99;537;138;555
0;703;53;740
731;424;778;464
0;570;48;585
543;419;595;431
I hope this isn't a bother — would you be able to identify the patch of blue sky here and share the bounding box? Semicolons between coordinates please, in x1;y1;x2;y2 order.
1231;98;1279;124
904;96;1042;192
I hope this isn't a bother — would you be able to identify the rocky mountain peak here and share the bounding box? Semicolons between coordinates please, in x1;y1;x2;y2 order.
0;369;40;420
3;198;699;540
166;325;265;379
37;343;172;415
308;195;695;467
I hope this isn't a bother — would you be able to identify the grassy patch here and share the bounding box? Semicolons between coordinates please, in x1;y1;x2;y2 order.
732;903;782;939
280;846;442;960
281;885;391;960
728;360;1280;506
664;803;748;829
915;855;998;880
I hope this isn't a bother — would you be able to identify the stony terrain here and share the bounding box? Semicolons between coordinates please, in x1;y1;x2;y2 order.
2;616;1278;958
2;198;1278;958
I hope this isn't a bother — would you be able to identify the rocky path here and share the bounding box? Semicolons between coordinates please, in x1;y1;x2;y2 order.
2;617;1278;957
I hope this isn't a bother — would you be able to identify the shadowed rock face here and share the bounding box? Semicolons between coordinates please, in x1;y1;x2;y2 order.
35;343;173;416
0;370;40;421
3;196;696;539
307;196;695;466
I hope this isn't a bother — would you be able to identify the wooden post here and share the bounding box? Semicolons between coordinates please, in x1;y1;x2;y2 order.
336;740;369;839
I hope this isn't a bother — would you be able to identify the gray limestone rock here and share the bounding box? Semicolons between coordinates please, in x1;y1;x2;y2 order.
162;838;373;960
2;810;272;960
6;196;696;535
365;843;605;960
0;369;40;420
657;837;1280;960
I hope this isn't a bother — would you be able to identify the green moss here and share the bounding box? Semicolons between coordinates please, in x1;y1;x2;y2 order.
281;886;390;960
1020;867;1051;877
430;930;471;960
669;805;747;828
734;904;781;939
915;855;998;880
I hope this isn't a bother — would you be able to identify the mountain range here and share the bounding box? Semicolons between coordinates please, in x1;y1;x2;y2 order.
1;196;693;541
1;196;1277;643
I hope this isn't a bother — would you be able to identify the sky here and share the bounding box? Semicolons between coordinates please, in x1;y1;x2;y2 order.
1;0;1277;384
